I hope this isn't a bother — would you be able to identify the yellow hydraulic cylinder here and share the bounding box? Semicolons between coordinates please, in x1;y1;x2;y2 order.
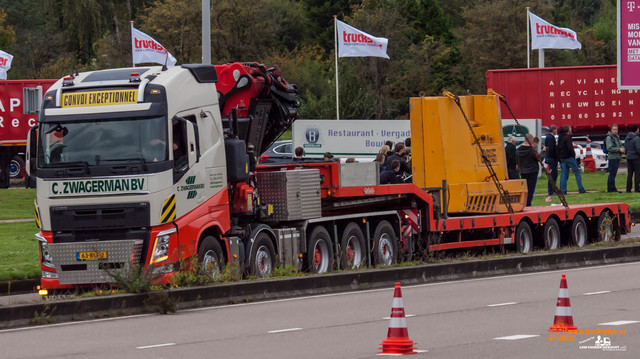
410;95;526;214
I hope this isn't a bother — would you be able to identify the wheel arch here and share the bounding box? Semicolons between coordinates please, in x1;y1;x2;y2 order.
245;224;277;262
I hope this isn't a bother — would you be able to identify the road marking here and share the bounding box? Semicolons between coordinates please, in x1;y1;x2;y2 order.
136;343;176;349
378;349;428;356
382;314;415;320
597;320;640;326
494;334;539;340
487;302;518;307
268;328;302;334
583;291;611;296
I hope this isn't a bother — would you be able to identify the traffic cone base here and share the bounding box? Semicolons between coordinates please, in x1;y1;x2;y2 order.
379;282;418;355
549;274;578;332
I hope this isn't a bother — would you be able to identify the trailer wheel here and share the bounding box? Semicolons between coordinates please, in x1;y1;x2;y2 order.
249;232;275;278
570;215;588;247
340;222;365;270
596;212;616;242
516;221;533;254
9;156;25;179
542;218;560;250
307;226;334;273
198;236;224;279
373;220;397;266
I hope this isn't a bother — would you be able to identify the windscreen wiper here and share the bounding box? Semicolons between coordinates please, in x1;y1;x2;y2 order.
45;161;90;174
101;158;148;171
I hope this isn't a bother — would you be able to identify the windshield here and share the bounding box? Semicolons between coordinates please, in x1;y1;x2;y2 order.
38;116;168;167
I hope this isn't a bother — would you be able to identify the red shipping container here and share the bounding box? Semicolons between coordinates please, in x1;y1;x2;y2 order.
0;80;56;145
486;65;640;136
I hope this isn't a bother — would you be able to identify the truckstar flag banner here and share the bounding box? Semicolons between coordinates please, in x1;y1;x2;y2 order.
336;20;389;59
0;50;13;80
131;26;177;66
529;12;581;50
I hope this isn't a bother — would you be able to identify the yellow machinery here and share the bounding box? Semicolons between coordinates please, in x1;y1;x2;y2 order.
410;94;527;214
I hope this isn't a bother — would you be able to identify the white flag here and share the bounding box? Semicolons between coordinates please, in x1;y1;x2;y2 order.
529;12;581;50
0;50;13;80
131;26;177;66
337;20;389;59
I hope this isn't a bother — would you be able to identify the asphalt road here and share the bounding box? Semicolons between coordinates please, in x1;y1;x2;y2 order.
0;262;638;359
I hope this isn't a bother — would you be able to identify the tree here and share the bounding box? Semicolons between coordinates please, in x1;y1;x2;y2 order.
457;0;554;93
137;0;201;64
0;10;15;49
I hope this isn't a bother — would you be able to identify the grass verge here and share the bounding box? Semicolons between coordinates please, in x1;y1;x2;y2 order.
0;221;40;281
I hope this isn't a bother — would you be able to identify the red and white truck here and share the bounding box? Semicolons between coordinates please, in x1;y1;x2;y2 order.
28;64;631;294
0;80;56;187
485;65;640;136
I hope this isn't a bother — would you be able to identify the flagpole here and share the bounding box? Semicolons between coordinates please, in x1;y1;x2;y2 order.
130;21;135;68
334;15;340;121
526;7;530;69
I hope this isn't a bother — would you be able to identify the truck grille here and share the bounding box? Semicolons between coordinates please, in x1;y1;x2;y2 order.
48;240;143;285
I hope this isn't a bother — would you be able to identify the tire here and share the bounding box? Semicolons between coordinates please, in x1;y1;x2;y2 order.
198;236;224;279
515;221;533;254
570;215;588;247
596;212;616;242
307;226;334;273
541;218;560;250
340;222;366;270
9;156;25;179
249;232;276;278
373;220;397;266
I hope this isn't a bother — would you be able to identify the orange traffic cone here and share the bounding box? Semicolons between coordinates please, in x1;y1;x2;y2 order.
549;274;578;332
583;138;596;172
379;282;417;355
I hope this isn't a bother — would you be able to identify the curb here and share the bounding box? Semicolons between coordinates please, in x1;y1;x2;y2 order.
0;279;39;296
2;244;640;330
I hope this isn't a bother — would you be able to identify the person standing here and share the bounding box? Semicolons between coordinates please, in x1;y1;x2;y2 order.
605;124;624;193
557;125;586;194
625;124;640;192
293;146;304;162
505;136;519;180
544;125;558;202
517;134;540;206
380;160;403;184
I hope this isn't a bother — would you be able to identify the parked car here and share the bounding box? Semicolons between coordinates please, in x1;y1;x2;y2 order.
259;140;294;164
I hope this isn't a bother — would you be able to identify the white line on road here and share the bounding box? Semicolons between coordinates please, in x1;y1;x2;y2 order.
493;334;539;340
487;302;518;307
267;328;303;334
597;320;640;326
136;343;176;349
382;314;415;320
583;291;611;296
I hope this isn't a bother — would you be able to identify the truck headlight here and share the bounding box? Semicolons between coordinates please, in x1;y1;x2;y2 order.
36;233;55;269
151;227;176;264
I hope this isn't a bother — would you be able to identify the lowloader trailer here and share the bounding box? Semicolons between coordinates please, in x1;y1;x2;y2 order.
27;64;630;293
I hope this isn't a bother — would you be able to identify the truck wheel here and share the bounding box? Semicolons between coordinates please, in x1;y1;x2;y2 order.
516;221;533;254
596;212;616;242
198;236;224;279
340;222;365;270
542;218;560;250
9;156;25;179
570;215;588;247
249;232;276;278
307;226;334;273
373;220;397;266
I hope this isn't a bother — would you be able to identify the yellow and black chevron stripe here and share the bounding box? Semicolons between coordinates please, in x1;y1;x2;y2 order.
34;201;41;229
160;194;176;223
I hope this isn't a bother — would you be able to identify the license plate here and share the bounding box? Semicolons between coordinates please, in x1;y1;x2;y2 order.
76;251;108;260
